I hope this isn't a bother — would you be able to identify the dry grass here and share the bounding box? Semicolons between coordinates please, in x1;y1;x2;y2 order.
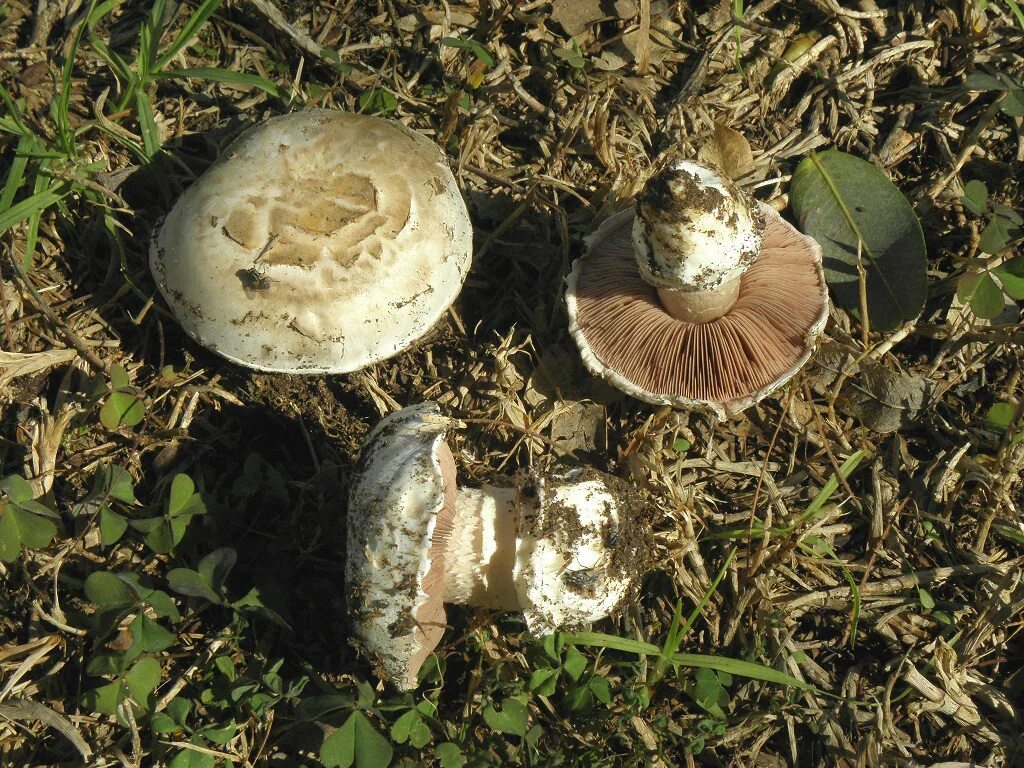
1;0;1023;766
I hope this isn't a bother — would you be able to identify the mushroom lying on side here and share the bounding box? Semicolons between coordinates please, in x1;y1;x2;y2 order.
565;159;828;419
150;110;472;374
346;403;648;691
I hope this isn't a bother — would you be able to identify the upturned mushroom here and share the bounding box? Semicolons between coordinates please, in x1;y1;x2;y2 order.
565;159;828;418
346;402;648;690
150;110;472;374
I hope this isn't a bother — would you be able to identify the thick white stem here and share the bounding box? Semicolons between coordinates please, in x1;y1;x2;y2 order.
657;276;741;323
441;485;530;609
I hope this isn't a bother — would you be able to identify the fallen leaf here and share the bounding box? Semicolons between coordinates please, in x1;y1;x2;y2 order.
698;123;755;179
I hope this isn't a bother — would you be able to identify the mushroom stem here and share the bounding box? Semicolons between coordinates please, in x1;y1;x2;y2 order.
440;486;531;610
657;276;741;323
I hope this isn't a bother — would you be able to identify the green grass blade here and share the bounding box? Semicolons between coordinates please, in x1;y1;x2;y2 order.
138;0;169;81
135;91;161;158
563;632;660;657
154;0;224;72
0;184;69;236
154;68;282;98
0;85;29;136
564;632;813;691
670;653;812;690
0;135;31;212
51;14;89;153
1005;0;1024;29
787;450;864;532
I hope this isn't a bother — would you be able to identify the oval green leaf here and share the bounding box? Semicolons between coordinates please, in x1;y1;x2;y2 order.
791;150;928;331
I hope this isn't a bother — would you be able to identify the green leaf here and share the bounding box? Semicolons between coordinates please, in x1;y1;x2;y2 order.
390;709;420;744
87;651;128;677
563;646;588;682
987;402;1017;432
151;711;183;734
543;632;563;662
82;680;124;715
962;179;988;215
129;614;175;653
958;272;1005;319
1003;86;1024;117
100;508;128;545
169;748;214;768
214;655;236;681
100;390;145;430
97;464;136;503
588;675;612;704
435;743;465;768
198;547;236;594
791;150;928;331
167;474;205;519
321;710;393;768
690;667;729;719
167;568;221;603
963;72;1006;91
408;718;431;749
167;696;191;725
917;587;935;611
0;475;34;503
145;520;175;554
125;656;161;710
672;437;691;453
200;722;236;744
482;697;527;737
528;667;560;697
564;685;593;712
0;504;57;560
979;214;1022;254
85;571;136;606
168;474;195;515
357;89;397;116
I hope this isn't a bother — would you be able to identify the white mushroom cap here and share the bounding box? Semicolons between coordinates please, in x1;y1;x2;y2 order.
515;468;640;635
633;160;763;292
150;110;472;374
345;402;453;690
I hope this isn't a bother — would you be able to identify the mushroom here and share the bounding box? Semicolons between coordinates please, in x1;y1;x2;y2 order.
346;402;648;690
565;159;829;419
150;110;472;374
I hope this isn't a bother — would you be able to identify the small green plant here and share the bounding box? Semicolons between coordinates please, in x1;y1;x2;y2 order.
296;683;393;768
358;89;399;115
553;39;586;70
129;473;205;554
99;364;146;430
0;474;59;561
528;632;613;712
440;36;496;88
957;180;1024;319
73;464;138;545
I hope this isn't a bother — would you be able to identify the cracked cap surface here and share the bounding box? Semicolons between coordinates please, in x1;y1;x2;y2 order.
150;110;472;373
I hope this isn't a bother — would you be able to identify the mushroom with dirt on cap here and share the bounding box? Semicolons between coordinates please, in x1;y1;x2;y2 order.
565;159;828;419
150;109;473;374
345;402;649;691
